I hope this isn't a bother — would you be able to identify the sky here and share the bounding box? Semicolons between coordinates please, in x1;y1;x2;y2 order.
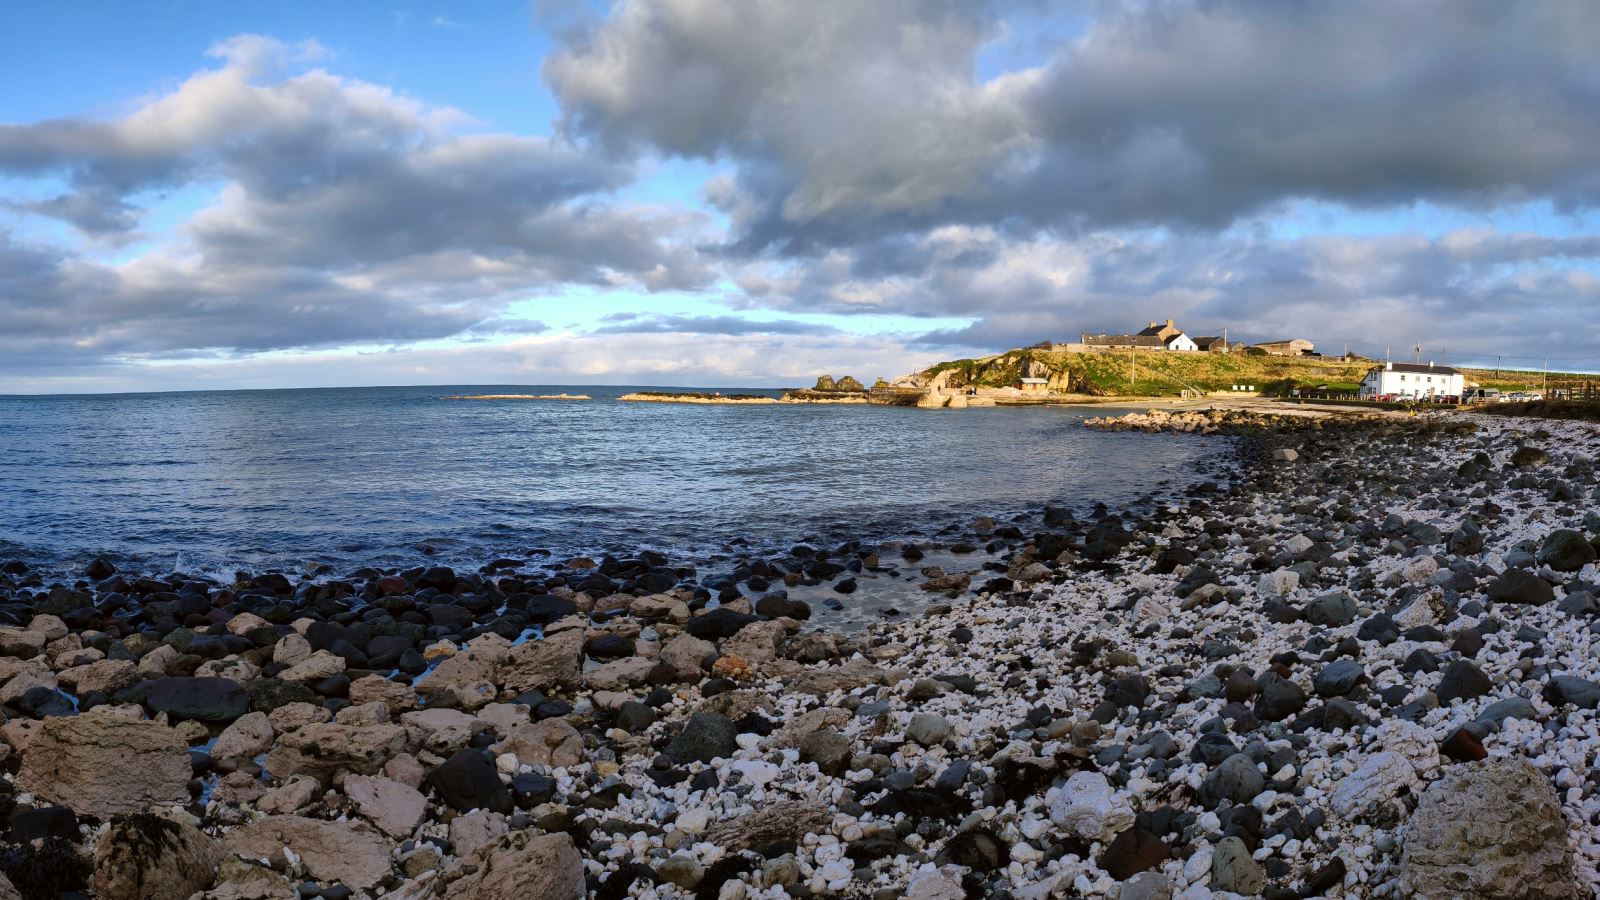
1;0;1598;393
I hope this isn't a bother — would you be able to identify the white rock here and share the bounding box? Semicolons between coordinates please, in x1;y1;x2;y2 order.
1257;568;1299;598
1331;751;1417;820
1046;771;1134;842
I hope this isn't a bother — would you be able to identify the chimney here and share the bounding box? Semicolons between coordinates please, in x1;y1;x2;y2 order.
1166;319;1175;329
1429;361;1434;369
1149;321;1159;329
1386;361;1393;371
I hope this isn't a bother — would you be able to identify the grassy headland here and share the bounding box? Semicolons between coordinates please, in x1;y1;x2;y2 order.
923;347;1569;398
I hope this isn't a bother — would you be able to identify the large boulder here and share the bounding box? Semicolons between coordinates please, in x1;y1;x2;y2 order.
1400;759;1579;899
262;723;410;779
17;716;190;818
500;626;583;694
491;719;584;769
93;813;223;900
147;677;250;723
664;713;739;764
1536;529;1597;572
1487;569;1554;605
447;831;583;900
223;816;392;891
427;749;512;813
345;775;427;838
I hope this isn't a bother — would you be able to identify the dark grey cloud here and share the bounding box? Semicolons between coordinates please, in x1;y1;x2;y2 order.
0;36;712;372
548;0;1600;253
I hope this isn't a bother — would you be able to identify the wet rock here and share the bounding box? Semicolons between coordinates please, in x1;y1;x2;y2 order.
1400;759;1578;899
92;812;223;900
500;626;584;694
147;677;250;723
17;716;190;818
212;711;275;760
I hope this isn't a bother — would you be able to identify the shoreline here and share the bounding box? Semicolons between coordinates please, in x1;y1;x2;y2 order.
0;411;1594;897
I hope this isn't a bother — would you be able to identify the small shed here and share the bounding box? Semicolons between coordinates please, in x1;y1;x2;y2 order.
1018;377;1050;394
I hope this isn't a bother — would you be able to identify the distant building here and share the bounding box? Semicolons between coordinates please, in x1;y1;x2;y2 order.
1081;319;1200;351
1253;339;1315;357
1192;336;1229;353
1018;377;1049;394
1360;361;1464;400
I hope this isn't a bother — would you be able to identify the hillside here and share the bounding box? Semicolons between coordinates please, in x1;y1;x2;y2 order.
922;347;1566;397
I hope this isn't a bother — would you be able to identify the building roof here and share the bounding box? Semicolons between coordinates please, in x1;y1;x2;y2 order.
1192;336;1226;349
1369;362;1463;376
1081;333;1164;347
1019;377;1048;384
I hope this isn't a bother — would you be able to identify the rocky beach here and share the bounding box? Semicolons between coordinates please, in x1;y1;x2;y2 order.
0;407;1596;899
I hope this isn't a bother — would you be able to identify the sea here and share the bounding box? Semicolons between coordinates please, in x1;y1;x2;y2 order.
0;386;1227;587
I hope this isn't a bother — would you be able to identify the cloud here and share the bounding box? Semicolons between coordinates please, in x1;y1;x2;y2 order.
0;37;712;371
548;0;1600;252
0;330;935;394
722;224;1600;362
591;314;841;336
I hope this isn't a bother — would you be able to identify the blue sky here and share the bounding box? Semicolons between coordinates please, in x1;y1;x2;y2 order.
1;1;1597;392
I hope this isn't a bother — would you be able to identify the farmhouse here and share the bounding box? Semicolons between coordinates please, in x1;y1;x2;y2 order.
1080;319;1200;352
1360;361;1464;401
1253;339;1315;357
1192;336;1229;353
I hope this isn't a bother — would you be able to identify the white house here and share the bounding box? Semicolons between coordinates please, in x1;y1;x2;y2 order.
1163;333;1199;352
1360;361;1465;400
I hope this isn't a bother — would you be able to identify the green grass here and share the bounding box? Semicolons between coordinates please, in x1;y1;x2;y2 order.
921;348;1568;398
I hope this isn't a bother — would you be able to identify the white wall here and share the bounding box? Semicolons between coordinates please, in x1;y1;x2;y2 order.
1361;369;1464;398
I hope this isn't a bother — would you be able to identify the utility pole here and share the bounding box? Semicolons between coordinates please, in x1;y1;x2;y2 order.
1544;357;1549;396
1414;340;1421;364
1495;355;1501;379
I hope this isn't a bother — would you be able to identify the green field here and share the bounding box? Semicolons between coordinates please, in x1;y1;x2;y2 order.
923;348;1568;398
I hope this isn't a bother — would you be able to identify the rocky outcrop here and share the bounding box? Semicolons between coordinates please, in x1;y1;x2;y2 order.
17;716;190;817
1400;759;1579;899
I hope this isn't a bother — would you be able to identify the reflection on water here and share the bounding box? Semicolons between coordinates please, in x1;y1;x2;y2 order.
0;385;1224;576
